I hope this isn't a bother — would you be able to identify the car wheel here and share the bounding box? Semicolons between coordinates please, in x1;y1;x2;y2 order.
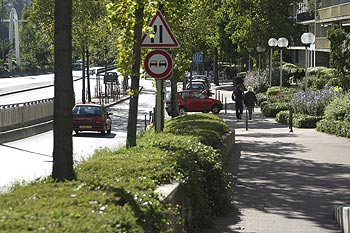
212;105;221;114
179;107;186;115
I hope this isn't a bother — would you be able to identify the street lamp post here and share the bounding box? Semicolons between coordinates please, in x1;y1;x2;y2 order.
268;38;278;87
277;37;288;98
256;45;265;71
247;48;253;71
301;32;315;91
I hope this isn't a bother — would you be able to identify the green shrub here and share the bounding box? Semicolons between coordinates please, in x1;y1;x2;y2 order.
323;93;350;121
0;113;233;233
256;93;267;105
317;119;350;138
311;68;337;89
266;86;280;97
276;110;322;128
316;94;350;137
164;113;229;149
261;102;290;117
139;132;232;231
266;86;296;103
293;114;323;128
308;66;327;76
275;110;290;125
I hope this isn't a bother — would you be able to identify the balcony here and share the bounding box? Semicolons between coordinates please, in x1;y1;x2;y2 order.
296;11;314;22
319;2;350;22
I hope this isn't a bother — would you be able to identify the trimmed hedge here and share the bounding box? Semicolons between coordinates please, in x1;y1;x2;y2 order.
276;110;323;128
164;113;229;149
261;101;290;117
0;113;233;233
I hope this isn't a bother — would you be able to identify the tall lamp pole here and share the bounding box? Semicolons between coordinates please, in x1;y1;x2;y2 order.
247;48;253;71
256;45;265;71
277;37;288;98
301;32;315;91
268;38;277;87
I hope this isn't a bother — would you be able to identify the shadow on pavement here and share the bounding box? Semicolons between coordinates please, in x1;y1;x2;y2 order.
236;150;348;231
207;105;350;232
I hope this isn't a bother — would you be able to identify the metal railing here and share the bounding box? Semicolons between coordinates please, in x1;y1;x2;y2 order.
0;98;54;131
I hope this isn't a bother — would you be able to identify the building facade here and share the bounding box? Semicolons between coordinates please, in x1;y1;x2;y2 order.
295;0;350;67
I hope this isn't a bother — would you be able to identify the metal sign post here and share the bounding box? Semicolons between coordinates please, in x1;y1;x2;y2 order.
155;79;164;132
141;10;180;133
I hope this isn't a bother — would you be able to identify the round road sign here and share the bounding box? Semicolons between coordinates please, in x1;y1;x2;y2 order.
162;70;173;80
144;49;173;79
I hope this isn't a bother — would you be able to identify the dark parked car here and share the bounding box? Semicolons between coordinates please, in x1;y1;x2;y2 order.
186;80;207;91
186;80;213;96
191;74;210;88
104;72;119;84
166;90;222;115
72;104;112;134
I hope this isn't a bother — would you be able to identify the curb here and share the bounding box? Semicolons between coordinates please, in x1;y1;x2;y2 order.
0;120;53;144
334;206;350;233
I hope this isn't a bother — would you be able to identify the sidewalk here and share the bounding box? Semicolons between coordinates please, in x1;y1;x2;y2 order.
205;83;350;233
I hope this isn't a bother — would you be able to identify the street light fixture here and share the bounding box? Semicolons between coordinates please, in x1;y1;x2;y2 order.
256;45;265;70
301;32;315;91
268;38;278;87
277;37;288;98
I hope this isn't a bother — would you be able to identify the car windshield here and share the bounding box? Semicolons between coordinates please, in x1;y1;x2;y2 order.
187;83;204;90
73;106;101;116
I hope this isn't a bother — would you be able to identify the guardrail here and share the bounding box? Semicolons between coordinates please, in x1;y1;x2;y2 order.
0;98;54;131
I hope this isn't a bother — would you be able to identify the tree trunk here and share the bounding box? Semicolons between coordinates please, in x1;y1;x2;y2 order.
52;0;75;181
171;75;179;118
214;47;219;86
126;4;144;148
86;47;91;102
82;43;86;103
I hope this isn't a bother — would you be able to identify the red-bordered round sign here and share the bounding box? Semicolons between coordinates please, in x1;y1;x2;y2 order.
161;70;173;80
144;49;173;79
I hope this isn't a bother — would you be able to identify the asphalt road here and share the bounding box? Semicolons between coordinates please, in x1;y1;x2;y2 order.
0;75;156;191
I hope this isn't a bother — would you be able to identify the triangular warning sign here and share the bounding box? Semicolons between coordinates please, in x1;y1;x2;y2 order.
141;10;180;48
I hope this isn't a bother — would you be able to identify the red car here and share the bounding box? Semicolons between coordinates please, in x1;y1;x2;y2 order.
72;104;112;134
166;90;222;115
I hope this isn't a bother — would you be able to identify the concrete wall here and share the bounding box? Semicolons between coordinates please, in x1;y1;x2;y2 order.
0;98;53;130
